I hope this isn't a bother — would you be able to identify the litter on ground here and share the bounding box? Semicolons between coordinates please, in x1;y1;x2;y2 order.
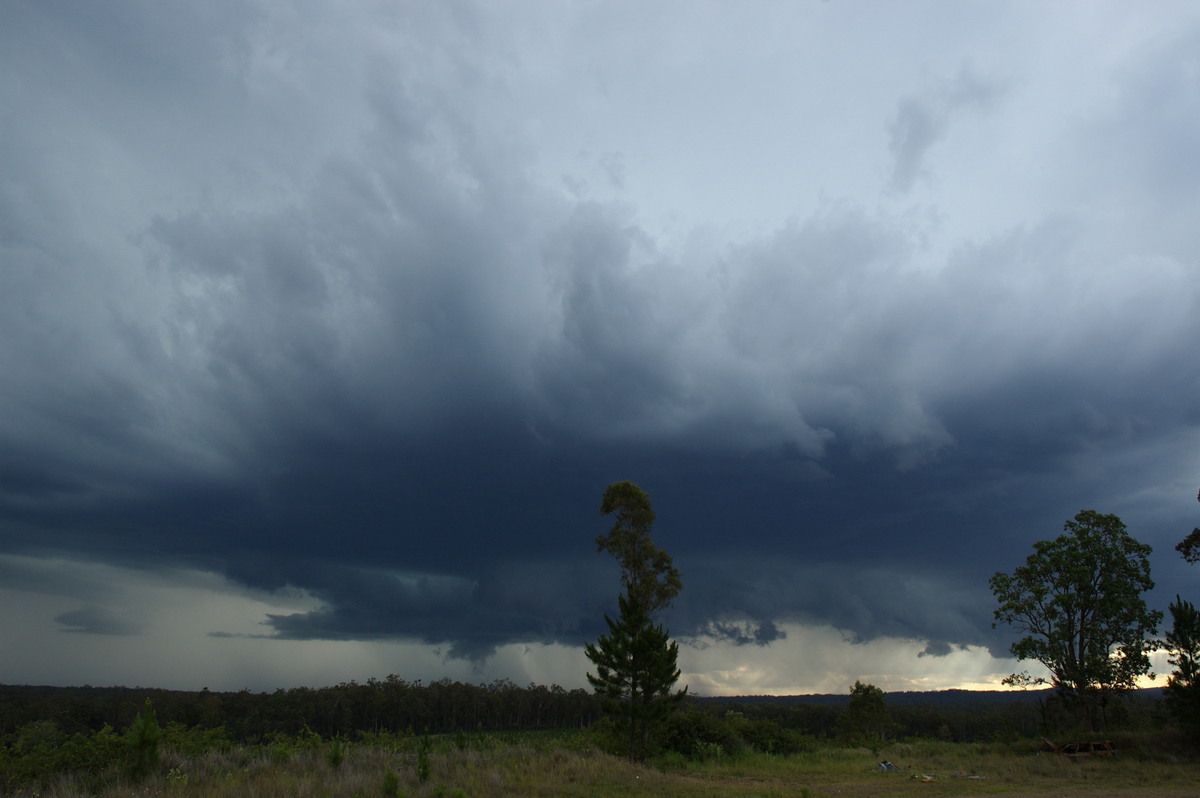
909;770;986;782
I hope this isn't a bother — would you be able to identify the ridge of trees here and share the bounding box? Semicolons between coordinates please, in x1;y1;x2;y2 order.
1;680;1170;750
0;678;597;742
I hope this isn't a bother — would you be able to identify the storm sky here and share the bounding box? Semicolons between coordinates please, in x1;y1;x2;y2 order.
2;0;1199;696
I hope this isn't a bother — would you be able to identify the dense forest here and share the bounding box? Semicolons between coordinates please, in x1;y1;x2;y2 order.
0;679;1168;746
0;679;596;742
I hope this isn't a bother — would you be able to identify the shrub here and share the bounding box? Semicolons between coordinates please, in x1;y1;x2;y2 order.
163;721;232;758
417;730;432;783
382;768;401;796
125;698;162;782
327;736;347;770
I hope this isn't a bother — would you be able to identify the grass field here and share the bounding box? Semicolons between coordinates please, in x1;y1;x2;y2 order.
9;730;1200;798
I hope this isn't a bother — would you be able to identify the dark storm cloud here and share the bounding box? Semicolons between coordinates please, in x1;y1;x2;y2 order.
2;1;1199;677
56;606;140;636
256;557;615;661
687;620;786;649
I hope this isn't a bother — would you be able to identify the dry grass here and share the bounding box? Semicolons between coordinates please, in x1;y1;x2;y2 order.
12;737;1200;797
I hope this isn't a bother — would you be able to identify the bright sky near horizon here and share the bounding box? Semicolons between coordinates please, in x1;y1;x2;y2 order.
1;0;1198;696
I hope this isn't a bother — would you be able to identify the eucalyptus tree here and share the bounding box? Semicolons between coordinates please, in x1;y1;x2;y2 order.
838;681;896;751
595;480;681;614
990;510;1161;732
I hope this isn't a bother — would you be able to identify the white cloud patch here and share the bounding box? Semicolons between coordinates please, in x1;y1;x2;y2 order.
680;623;1019;696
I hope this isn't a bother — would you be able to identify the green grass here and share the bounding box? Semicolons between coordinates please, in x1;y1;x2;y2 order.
9;732;1200;797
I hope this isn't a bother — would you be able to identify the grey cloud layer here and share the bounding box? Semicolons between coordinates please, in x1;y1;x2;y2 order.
2;2;1199;667
888;66;1006;193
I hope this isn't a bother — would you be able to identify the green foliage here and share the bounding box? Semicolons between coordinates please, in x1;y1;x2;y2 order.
9;681;1181;791
990;510;1162;731
266;736;295;763
1176;487;1200;563
1164;595;1200;738
660;706;725;760
838;681;897;751
62;724;125;788
0;721;124;791
162;721;232;758
125;697;161;781
659;705;810;761
7;720;1200;796
0;678;600;741
381;768;401;796
327;736;348;770
1179;529;1200;563
596;480;682;614
417;730;432;783
588;481;687;761
586;591;687;760
298;724;325;748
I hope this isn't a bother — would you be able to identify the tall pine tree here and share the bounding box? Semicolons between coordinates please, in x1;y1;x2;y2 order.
585;592;686;759
1164;595;1200;738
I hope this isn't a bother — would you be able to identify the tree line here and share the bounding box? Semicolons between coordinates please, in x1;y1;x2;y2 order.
1;679;1119;750
0;678;598;742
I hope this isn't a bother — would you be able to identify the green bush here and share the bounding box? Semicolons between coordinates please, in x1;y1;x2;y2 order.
125;698;162;781
60;724;125;782
657;704;824;760
0;721;129;791
417;730;432;783
327;737;348;770
661;706;765;760
162;721;232;758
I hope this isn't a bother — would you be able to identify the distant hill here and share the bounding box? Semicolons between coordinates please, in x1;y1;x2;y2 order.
696;687;1165;709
